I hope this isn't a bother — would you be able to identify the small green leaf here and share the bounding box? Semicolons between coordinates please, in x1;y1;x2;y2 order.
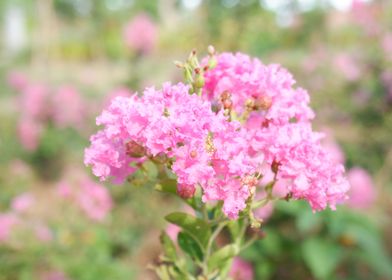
155;178;177;195
165;212;211;246
177;232;203;261
302;237;343;280
160;231;177;261
207;244;240;272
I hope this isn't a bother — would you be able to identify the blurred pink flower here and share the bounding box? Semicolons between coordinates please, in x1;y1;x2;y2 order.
17;118;42;151
0;213;19;242
166;224;180;241
321;130;345;165
333;54;360;81
229;257;254;280
382;33;392;60
351;0;380;35
7;71;28;91
51;86;85;130
347;167;376;209
56;177;113;222
56;181;72;198
34;224;53;242
19;83;49;120
9;159;31;177
382;70;392;101
11;192;35;213
41;271;70;280
77;178;113;221
124;13;157;54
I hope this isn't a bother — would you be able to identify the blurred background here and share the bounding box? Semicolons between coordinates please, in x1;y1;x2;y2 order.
0;0;391;279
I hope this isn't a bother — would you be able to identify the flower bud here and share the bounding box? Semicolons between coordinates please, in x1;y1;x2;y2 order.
177;184;196;199
223;99;233;110
255;95;272;110
126;141;145;158
208;45;215;56
271;160;281;174
190;150;197;159
261;119;270;128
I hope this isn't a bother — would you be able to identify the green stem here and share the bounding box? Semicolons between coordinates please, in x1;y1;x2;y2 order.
201;221;228;277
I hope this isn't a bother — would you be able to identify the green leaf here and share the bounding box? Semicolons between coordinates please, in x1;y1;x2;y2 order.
177;232;203;261
302;237;343;280
165;212;211;246
296;210;322;234
155;178;177;195
160;231;177;261
207;244;240;272
345;224;392;278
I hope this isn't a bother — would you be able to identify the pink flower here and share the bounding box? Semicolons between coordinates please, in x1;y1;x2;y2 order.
11;192;34;213
7;71;28;91
41;270;70;280
19;83;49;120
34;224;53;242
229;257;254;280
56;177;113;222
382;33;392;60
17;117;42;151
248;122;349;211
202;52;315;123
77;178;113;221
333;54;360;81
85;83;258;218
86;52;350;218
166;224;180;241
321;130;345;165
51;86;85;130
0;213;19;242
124;13;157;54
347;167;376;209
56;181;72;198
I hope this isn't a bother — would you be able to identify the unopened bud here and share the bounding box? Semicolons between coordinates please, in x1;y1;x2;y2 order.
177;184;196;199
207;45;215;55
126;141;145;158
223;99;233;110
271;160;281;174
261;119;270;128
220;91;231;101
153;152;169;164
190;150;197;159
255;95;272;110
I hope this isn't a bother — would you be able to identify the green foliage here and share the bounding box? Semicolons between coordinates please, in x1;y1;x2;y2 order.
165;212;211;247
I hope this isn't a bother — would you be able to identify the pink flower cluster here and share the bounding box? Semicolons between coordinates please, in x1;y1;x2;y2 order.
56;176;113;222
229;257;254;280
85;83;257;218
8;74;86;151
124;13;157;55
0;192;53;244
203;53;349;212
347;167;376;210
85;52;349;219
